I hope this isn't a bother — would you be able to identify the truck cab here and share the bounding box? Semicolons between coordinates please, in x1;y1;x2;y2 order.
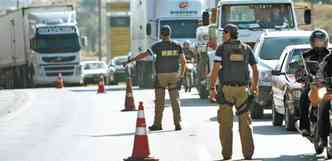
29;9;82;86
216;0;298;46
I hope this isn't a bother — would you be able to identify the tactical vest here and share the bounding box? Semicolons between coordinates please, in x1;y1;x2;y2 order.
219;40;250;85
154;41;181;73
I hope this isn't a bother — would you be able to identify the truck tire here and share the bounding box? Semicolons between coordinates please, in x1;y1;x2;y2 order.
251;102;264;119
285;96;296;131
272;102;283;126
198;84;208;99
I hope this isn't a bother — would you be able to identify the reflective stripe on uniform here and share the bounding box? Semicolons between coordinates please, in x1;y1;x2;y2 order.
135;127;147;135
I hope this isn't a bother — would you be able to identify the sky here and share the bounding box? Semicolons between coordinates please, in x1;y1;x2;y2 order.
0;0;32;10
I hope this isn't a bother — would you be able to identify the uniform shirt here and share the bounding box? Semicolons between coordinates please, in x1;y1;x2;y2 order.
148;40;183;73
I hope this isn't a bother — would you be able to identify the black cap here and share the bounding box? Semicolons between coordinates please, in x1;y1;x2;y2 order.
160;25;171;36
224;24;238;39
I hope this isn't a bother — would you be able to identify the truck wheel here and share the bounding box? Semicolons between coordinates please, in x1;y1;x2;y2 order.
198;85;208;99
285;96;296;131
327;147;332;159
272;102;283;126
251;102;264;119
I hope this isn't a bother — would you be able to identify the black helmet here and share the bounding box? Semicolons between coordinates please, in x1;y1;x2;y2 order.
224;24;238;39
310;29;329;48
160;25;171;36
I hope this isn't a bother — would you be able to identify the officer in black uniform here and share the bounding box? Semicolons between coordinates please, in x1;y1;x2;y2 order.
126;25;187;131
316;50;332;148
299;29;331;138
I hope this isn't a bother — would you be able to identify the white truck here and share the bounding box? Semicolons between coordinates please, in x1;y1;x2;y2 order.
0;4;82;89
195;0;312;99
130;0;207;88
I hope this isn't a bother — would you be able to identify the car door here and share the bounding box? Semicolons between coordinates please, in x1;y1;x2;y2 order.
272;49;290;113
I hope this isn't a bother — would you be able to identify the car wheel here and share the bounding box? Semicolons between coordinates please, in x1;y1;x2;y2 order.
251;101;264;119
272;101;283;126
285;96;296;131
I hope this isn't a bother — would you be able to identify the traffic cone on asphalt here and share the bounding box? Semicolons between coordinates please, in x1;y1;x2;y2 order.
97;75;105;94
121;78;136;111
124;102;159;161
55;73;64;89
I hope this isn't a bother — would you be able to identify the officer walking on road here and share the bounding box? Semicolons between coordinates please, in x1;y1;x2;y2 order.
126;25;187;131
210;24;259;160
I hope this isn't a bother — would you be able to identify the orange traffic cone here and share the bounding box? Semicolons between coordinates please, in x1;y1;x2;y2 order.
97;75;105;94
121;78;136;111
55;73;64;89
124;102;159;161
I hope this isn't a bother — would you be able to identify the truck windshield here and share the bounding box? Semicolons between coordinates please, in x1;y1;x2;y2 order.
31;34;80;53
259;37;309;60
160;20;199;39
221;4;295;29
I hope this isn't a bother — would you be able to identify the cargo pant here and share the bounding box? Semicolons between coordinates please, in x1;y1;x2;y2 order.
153;72;181;127
218;85;254;159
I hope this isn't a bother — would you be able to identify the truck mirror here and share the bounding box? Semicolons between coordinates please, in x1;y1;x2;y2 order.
202;11;210;26
30;38;36;49
80;36;88;47
304;9;311;25
146;23;152;36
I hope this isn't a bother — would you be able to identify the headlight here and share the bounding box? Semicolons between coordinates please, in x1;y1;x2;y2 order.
259;71;272;85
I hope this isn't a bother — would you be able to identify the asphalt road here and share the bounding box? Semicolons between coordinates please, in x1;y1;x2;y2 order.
0;85;328;161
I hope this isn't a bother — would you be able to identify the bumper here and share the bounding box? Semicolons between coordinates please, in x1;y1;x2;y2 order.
34;75;82;85
257;85;273;107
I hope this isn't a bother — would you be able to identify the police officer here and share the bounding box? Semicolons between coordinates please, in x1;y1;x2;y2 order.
316;50;332;148
210;24;259;160
299;29;331;138
126;25;186;131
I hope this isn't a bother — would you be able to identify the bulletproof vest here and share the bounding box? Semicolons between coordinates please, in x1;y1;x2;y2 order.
154;41;181;73
219;40;250;85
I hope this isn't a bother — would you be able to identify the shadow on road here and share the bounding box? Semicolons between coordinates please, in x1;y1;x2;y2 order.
80;130;177;138
253;125;298;135
165;98;216;107
209;113;272;123
213;153;322;161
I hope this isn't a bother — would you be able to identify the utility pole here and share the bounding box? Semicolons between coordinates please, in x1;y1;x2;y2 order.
98;0;102;61
17;0;20;9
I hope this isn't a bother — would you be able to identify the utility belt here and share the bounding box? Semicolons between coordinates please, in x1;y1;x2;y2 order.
222;81;248;87
216;84;254;116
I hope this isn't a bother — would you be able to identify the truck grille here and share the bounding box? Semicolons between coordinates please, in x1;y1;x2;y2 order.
44;66;75;71
46;72;73;76
42;56;76;63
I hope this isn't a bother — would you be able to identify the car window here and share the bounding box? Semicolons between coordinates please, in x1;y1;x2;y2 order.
83;63;106;70
259;36;310;60
286;49;306;74
113;57;128;66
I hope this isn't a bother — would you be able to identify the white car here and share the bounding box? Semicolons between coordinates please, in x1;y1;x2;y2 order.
252;30;312;118
80;61;110;85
